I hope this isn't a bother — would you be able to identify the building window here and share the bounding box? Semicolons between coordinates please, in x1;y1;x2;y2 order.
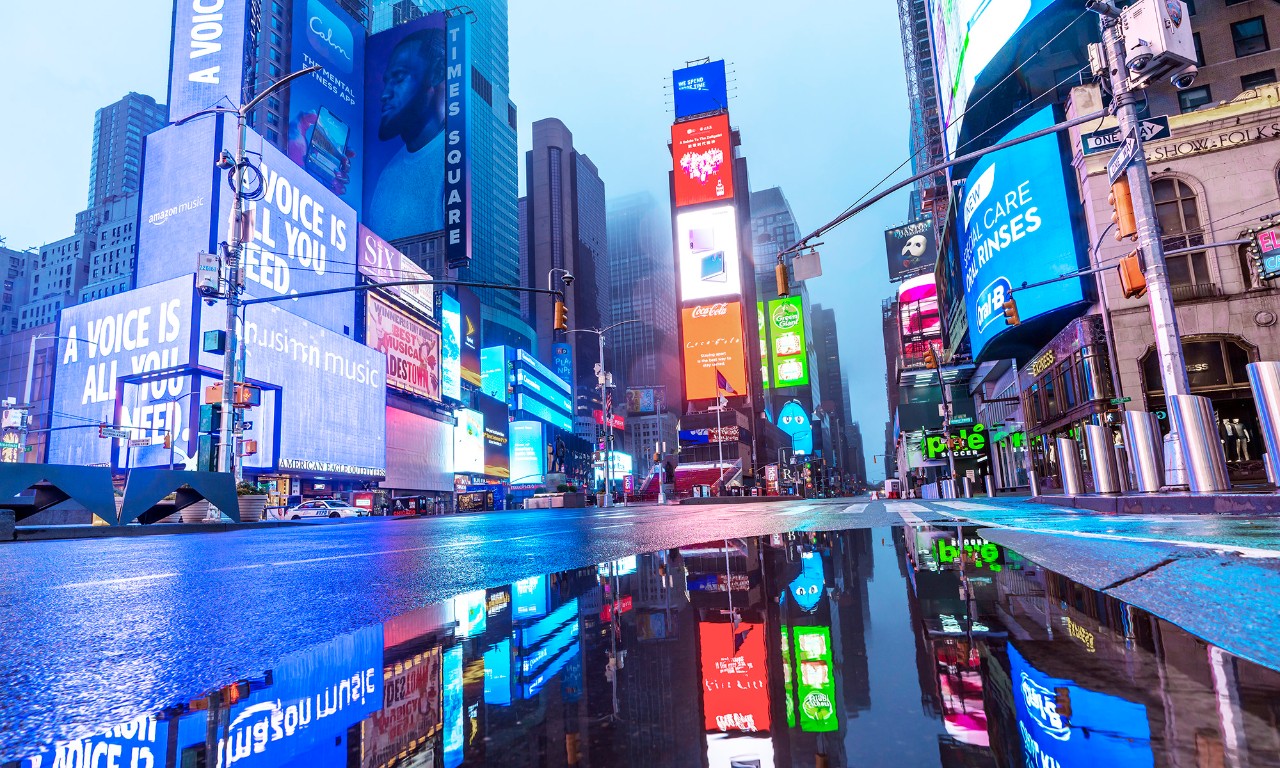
1178;85;1213;112
1185;0;1196;14
1242;69;1277;90
1193;32;1204;66
1153;178;1217;298
1232;17;1269;58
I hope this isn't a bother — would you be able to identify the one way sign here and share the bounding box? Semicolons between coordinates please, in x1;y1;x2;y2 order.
1108;130;1140;185
1082;116;1170;156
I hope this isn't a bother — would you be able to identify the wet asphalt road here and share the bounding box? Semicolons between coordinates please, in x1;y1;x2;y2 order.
3;494;1280;759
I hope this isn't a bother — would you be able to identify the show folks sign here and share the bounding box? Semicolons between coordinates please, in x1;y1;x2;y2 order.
361;647;442;768
358;224;434;319
1145;120;1280;162
366;295;441;401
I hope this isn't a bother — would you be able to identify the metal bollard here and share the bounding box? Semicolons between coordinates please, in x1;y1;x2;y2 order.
1085;424;1121;495
1114;443;1133;493
1123;411;1165;493
963;477;972;499
1030;469;1041;498
1056;437;1086;495
1265;453;1276;487
985;475;995;498
1169;394;1231;493
1247;362;1280;487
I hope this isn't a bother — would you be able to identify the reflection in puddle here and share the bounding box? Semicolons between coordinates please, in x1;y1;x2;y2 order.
10;526;1280;767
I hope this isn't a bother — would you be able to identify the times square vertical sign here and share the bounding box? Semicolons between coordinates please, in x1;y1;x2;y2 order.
445;14;472;268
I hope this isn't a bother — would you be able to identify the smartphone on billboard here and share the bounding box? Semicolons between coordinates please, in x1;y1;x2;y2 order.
305;106;350;185
700;251;726;282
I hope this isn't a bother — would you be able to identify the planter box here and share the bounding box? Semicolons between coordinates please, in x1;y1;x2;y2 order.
561;493;586;509
179;500;213;524
237;495;268;523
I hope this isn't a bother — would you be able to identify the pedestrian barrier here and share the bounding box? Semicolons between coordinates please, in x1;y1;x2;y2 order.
1056;437;1085;495
1122;411;1164;493
1169;394;1231;493
0;464;117;525
1247;362;1280;488
1085;424;1121;495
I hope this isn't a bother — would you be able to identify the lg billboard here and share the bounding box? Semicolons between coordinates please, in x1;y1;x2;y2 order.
672;115;735;208
677;206;742;302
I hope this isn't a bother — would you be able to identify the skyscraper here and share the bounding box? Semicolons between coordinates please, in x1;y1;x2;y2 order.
86;93;167;210
17;233;92;331
812;303;858;486
522;119;610;402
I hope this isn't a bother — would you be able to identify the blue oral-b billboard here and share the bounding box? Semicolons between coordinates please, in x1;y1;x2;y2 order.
673;60;728;119
960;107;1087;360
137;115;359;335
168;0;258;122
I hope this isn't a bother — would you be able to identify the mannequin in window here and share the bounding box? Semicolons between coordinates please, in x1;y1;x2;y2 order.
1231;418;1252;461
1223;418;1241;462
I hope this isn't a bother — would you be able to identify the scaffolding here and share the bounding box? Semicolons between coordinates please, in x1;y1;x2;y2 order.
896;0;949;224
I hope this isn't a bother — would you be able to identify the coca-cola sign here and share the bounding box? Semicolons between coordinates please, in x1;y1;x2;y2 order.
682;300;747;401
691;302;730;319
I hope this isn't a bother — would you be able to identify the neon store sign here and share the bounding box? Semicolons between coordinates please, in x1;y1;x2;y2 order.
934;536;1005;572
923;424;987;459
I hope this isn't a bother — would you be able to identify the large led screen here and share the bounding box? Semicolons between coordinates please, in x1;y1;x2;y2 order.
358;224;434;318
885;218;938;281
443;646;464;768
137;117;359;335
778;401;814;456
168;0;254;121
383;406;454;491
288;0;365;208
673;60;728;119
441;293;462;401
198;302;387;477
48;276;198;468
477;393;510;479
509;420;545;485
931;0;1056;153
672;115;735;208
454;408;484;475
699;621;770;733
767;296;810;388
1009;645;1154;767
960;107;1085;359
366;294;441;401
793;626;838;732
458;288;482;386
677;206;742;302
682;301;747;401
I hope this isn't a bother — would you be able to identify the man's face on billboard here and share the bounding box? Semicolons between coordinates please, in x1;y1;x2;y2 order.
379;37;438;142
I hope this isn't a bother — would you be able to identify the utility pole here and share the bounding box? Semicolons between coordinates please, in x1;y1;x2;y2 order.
567;319;640;509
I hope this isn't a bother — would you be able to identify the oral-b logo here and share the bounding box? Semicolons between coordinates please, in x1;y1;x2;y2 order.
963;163;996;230
308;0;354;72
1020;673;1071;741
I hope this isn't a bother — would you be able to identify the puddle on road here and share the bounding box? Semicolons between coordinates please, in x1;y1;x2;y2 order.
9;524;1280;767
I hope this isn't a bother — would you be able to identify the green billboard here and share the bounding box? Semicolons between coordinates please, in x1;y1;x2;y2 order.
767;297;810;388
758;301;771;391
793;626;838;732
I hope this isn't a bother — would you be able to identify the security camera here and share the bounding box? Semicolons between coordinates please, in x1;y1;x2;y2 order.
1171;65;1198;90
1127;42;1154;73
215;150;235;170
562;273;575;287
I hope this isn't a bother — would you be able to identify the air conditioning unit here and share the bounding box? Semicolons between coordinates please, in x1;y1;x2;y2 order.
1120;0;1197;89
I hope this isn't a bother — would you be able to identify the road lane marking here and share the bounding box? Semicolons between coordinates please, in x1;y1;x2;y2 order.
56;572;179;589
594;523;636;530
206;564;267;573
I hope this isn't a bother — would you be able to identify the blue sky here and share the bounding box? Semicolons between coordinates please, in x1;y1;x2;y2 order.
0;1;910;481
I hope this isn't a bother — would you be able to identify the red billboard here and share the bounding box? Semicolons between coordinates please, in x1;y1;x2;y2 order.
699;621;771;733
682;301;747;401
672;115;735;208
367;295;442;401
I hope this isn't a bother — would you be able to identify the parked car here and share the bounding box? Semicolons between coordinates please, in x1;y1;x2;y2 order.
284;499;363;520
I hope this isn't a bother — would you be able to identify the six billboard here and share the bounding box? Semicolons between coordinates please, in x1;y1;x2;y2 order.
358;224;434;319
672;115;735;208
677;205;742;302
766;296;810;388
885;218;937;281
366;294;441;401
682;301;747;401
959;107;1087;359
288;0;366;208
673;60;728;119
458;287;483;386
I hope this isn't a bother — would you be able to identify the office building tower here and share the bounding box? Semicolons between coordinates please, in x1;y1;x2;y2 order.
0;245;31;335
86;93;167;209
811;303;851;472
78;196;140;303
607;192;678;396
374;0;521;315
523;118;610;402
17;233;93;331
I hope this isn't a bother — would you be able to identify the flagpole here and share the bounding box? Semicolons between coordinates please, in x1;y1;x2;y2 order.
715;369;725;494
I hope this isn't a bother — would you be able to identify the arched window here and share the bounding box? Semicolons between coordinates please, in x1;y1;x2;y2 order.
1153;178;1215;298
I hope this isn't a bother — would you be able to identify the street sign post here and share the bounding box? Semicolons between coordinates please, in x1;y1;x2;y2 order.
98;426;129;440
1108;130;1140;185
1082;116;1169;156
1110;397;1133;405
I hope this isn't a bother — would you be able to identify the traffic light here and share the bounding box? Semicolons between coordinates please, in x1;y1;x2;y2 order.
1118;250;1148;298
775;262;789;297
1109;177;1137;241
553;300;569;331
1003;297;1021;326
163;433;172;450
923;347;939;369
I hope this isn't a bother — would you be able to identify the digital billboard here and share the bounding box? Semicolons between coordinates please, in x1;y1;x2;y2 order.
366;294;441;401
931;0;1056;153
454;408;484;475
758;302;770;391
699;621;770;733
793;626;838;732
677;206;742;302
778;401;814;456
516;394;572;433
364;11;472;251
551;342;573;384
682;301;747;401
137;116;359;335
197;302;387;477
510;420;545;485
358;224;434;318
673;60;728;119
625;386;666;415
477;393;510;479
458;287;482;386
767;296;810;388
481;345;509;403
288;0;365;208
168;0;255;121
512;575;549;619
1009;644;1154;767
48;276;198;468
885;218;937;281
672;115;735;208
443;646;464;768
960;107;1086;359
361;647;442;768
441;293;462;401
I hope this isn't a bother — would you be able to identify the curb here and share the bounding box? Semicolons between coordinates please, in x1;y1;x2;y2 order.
1031;493;1280;515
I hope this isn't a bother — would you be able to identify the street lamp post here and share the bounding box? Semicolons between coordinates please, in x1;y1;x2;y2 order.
567;319;641;508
